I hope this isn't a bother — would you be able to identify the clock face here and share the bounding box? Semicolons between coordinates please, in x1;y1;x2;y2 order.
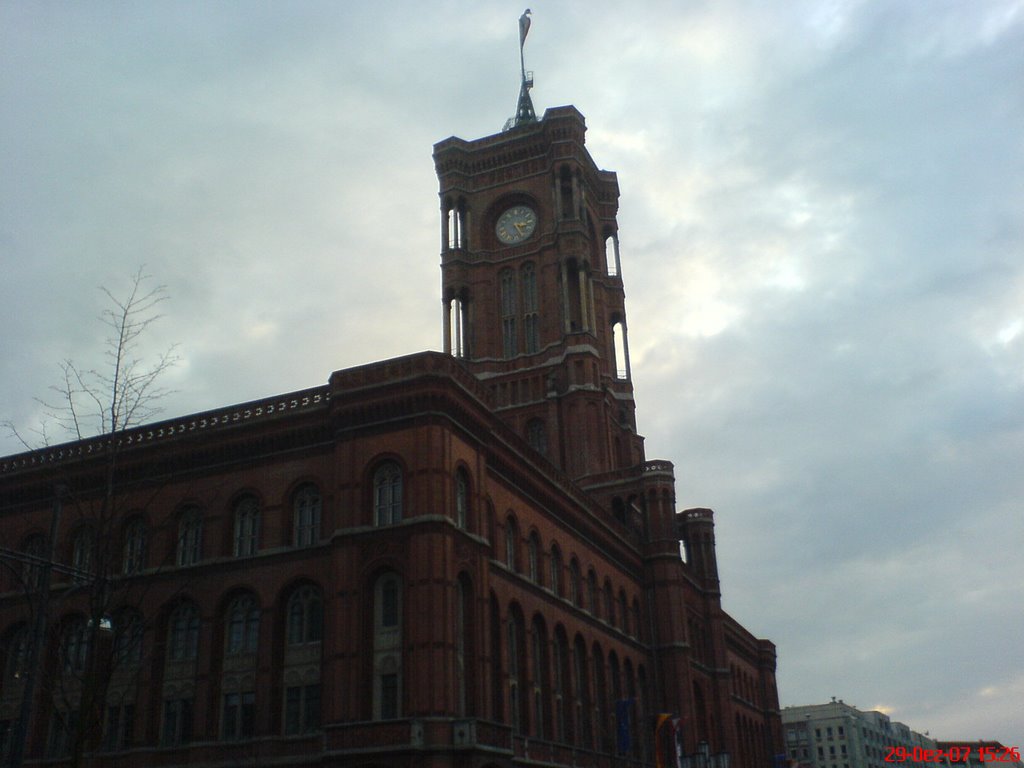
495;205;538;245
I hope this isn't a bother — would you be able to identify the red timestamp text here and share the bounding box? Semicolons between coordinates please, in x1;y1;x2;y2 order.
884;746;1022;763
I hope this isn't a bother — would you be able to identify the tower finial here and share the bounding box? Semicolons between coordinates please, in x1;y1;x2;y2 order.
507;9;536;130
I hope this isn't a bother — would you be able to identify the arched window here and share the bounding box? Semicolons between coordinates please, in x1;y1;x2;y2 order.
293;484;321;547
373;462;403;526
553;628;571;743
619;590;629;635
507;607;527;735
122;517;146;575
454;470;469;529
550;545;563;597
233;496;260;557
632;598;642;641
500;268;517;357
112;610;143;665
604;580;615;627
168;603;199;662
521;262;539;353
569;559;581;607
177;507;202;566
586;570;598;615
573;636;592;747
3;624;30;683
61;616;89;673
373;573;402;720
286;586;323;646
505;517;519;572
71;527;95;583
20;534;45;589
527;532;541;584
225;595;260;655
531;615;550;741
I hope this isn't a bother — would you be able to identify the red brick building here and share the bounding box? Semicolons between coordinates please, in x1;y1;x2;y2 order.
0;106;782;767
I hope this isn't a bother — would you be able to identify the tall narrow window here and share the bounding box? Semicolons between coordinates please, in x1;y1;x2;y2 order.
507;618;521;734
531;617;549;741
177;507;202;566
500;268;517;357
122;518;146;575
527;533;540;584
569;560;581;607
454;470;469;529
586;570;598;615
554;630;570;743
233;497;260;557
550;546;562;597
293;485;321;547
374;462;403;526
521;262;539;353
3;625;30;684
373;573;402;720
604;581;616;627
505;517;518;572
612;318;629;380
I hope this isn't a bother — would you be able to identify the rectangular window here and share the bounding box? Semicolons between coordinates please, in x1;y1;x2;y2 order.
501;269;518;357
223;691;255;740
381;674;399;720
102;704;134;752
162;698;193;746
284;685;320;735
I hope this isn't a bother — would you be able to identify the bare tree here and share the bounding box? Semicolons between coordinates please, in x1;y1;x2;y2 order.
2;268;180;767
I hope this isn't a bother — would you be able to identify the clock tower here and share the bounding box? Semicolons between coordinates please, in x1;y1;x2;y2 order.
434;105;644;482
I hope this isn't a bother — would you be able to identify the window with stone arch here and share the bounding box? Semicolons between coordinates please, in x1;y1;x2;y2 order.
586;569;598;616
232;495;260;558
454;468;469;529
527;531;541;584
568;559;581;607
604;580;616;628
167;602;200;662
122;516;146;575
176;506;202;567
373;572;403;720
500;267;518;357
19;534;45;590
373;461;403;526
3;623;30;684
225;594;260;655
286;585;323;646
292;484;321;547
504;515;519;572
70;527;95;583
550;544;563;598
521;261;539;353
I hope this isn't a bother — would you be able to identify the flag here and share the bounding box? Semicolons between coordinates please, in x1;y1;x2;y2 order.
519;9;532;48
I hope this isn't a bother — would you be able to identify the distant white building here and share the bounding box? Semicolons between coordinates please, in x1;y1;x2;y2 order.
782;700;935;768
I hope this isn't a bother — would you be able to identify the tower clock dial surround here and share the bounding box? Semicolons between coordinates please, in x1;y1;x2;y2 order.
495;205;537;245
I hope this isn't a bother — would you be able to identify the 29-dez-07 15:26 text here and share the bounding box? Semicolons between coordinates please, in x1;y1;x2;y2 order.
885;746;1022;763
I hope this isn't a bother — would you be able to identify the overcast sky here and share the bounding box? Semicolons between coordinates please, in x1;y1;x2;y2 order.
2;0;1022;747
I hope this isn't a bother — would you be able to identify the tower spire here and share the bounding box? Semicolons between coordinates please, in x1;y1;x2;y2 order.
509;9;536;129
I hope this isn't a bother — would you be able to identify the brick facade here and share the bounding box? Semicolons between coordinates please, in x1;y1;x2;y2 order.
0;107;782;768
